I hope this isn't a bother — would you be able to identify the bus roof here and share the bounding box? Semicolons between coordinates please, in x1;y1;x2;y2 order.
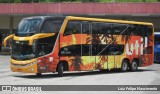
154;32;160;35
22;16;153;26
66;16;153;26
23;16;66;20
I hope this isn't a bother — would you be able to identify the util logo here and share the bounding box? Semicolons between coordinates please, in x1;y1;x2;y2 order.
126;37;148;55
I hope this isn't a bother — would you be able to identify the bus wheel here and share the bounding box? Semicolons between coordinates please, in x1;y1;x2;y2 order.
36;73;41;76
130;60;138;71
58;63;63;77
121;60;129;72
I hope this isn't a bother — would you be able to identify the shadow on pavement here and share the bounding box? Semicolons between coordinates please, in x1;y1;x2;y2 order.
154;62;160;64
13;68;156;79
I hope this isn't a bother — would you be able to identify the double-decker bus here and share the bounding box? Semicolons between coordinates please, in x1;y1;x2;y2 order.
4;16;154;77
154;32;160;63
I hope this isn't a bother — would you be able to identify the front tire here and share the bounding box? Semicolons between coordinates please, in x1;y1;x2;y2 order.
121;60;129;72
130;60;138;71
36;73;41;76
58;63;64;77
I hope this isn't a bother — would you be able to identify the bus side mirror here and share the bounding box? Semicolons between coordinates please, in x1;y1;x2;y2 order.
3;34;14;47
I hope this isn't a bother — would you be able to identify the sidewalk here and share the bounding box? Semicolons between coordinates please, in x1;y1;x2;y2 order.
0;47;10;55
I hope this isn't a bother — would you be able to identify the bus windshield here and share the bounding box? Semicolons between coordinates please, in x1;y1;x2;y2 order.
17;19;42;35
155;35;160;44
11;41;36;60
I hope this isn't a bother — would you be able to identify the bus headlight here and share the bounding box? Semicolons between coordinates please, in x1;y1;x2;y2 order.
11;61;37;68
27;62;37;67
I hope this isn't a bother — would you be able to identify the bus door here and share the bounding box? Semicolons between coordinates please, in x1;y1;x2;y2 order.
60;20;81;71
106;45;116;70
81;21;94;70
91;22;115;70
108;45;123;69
94;44;115;70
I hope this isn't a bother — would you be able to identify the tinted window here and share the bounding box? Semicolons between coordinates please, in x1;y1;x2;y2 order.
113;24;129;35
108;45;124;55
59;44;124;56
64;21;81;36
99;23;112;34
127;25;139;35
155;35;160;44
18;19;41;33
138;25;153;36
16;19;42;36
92;22;112;34
122;24;152;36
92;44;103;55
92;23;99;34
92;44;124;55
140;25;146;36
59;45;81;56
36;34;58;57
82;21;90;34
82;45;91;56
42;20;63;33
92;22;128;35
146;26;152;36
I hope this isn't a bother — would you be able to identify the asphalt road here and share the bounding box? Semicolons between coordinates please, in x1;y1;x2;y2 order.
0;55;160;94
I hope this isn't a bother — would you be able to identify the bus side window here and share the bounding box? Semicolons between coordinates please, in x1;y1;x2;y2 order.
42;21;53;33
82;21;90;34
128;24;139;36
138;25;152;36
99;22;112;34
42;20;63;33
92;22;112;35
82;44;90;56
92;44;102;55
92;22;99;34
59;45;81;56
109;45;124;55
112;24;122;35
138;25;146;36
114;24;129;35
93;44;124;55
64;21;81;36
146;26;152;36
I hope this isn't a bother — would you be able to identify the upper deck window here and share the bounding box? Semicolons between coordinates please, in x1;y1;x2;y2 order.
64;21;81;36
17;19;42;34
41;20;64;33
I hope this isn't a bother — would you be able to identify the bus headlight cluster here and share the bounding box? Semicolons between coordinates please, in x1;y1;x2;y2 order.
11;62;37;68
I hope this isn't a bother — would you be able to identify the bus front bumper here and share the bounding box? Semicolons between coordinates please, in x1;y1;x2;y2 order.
10;62;38;73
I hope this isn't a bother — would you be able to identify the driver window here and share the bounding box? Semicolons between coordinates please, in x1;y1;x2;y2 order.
42;20;63;33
